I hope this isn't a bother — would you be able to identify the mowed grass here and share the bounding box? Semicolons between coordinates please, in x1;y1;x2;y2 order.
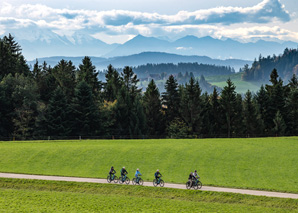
0;178;297;212
0;138;297;193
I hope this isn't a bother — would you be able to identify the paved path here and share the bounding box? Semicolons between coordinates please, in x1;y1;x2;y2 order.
0;173;297;199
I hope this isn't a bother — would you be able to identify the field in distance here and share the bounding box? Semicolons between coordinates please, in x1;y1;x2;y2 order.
205;72;263;94
1;178;297;212
0;137;297;193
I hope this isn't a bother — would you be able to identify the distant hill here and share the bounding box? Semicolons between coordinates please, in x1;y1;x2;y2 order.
242;48;298;82
4;29;297;61
28;52;251;71
104;35;298;60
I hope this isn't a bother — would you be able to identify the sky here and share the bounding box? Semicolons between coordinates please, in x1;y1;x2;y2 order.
0;0;297;44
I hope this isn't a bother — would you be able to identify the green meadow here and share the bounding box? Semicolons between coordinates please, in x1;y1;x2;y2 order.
0;137;297;193
0;178;297;212
205;72;263;93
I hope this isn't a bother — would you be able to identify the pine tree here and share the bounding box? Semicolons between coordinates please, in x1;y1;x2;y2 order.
233;94;244;136
143;79;165;136
209;88;223;137
286;87;298;135
77;56;101;97
41;87;72;137
71;81;101;136
52;59;76;100
180;78;202;135
103;65;122;102
162;75;180;125
121;66;141;100
243;90;258;136
220;78;237;137
273;111;286;136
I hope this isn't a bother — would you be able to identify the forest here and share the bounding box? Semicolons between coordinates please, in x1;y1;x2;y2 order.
242;48;298;82
0;35;298;140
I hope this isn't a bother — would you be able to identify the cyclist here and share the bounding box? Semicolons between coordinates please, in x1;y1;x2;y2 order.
188;172;194;186
154;169;162;184
120;166;128;182
135;168;142;184
193;170;200;184
109;166;116;181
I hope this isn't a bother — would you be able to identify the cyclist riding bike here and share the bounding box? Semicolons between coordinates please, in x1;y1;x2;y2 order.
188;172;195;186
193;170;200;184
135;168;142;184
154;169;162;184
120;167;128;182
109;166;116;181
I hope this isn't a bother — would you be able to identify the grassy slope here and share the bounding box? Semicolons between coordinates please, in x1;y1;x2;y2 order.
0;138;297;193
205;72;263;93
0;178;297;212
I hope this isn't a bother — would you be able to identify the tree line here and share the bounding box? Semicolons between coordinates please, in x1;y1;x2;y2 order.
1;35;298;139
242;48;298;82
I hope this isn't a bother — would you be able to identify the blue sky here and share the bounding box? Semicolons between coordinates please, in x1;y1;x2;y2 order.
0;0;297;44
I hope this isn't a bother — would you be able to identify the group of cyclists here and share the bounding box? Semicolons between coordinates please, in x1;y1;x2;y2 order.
108;166;200;188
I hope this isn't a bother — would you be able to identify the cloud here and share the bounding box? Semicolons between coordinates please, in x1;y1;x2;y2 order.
0;0;296;43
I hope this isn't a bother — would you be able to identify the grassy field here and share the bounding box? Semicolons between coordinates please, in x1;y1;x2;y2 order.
205;72;263;94
0;137;297;193
0;178;297;212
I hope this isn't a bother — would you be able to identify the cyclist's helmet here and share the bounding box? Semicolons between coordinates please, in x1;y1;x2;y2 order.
123;167;125;169
157;169;159;172
137;168;139;171
195;170;197;172
111;166;114;169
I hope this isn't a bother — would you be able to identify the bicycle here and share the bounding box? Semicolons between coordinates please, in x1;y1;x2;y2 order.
132;176;143;185
119;174;130;185
107;174;118;183
153;176;164;187
186;178;202;190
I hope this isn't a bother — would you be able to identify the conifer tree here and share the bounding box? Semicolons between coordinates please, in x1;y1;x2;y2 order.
104;65;122;102
180;77;202;135
243;90;258;136
77;56;101;97
220;78;237;137
162;75;180;125
52;59;76;100
71;81;101;136
143;79;164;136
209;88;223;137
40;87;72;137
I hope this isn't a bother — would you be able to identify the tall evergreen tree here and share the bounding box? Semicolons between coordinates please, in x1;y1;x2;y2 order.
77;56;101;97
180;78;202;135
220;78;237;137
209;88;223;137
143;79;165;136
162;75;180;125
71;81;101;136
39;87;72;137
243;90;258;137
52;59;76;100
103;65;122;102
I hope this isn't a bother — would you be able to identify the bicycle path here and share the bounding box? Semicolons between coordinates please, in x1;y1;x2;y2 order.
0;172;297;199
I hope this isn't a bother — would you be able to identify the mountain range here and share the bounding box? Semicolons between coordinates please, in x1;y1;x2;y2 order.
28;52;252;71
8;30;297;62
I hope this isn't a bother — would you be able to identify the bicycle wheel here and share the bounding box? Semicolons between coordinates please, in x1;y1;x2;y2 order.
160;180;164;187
132;178;136;185
153;179;157;187
194;184;199;190
107;175;111;183
119;177;123;184
197;181;202;189
113;176;118;183
186;181;191;189
125;177;130;185
138;178;144;185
